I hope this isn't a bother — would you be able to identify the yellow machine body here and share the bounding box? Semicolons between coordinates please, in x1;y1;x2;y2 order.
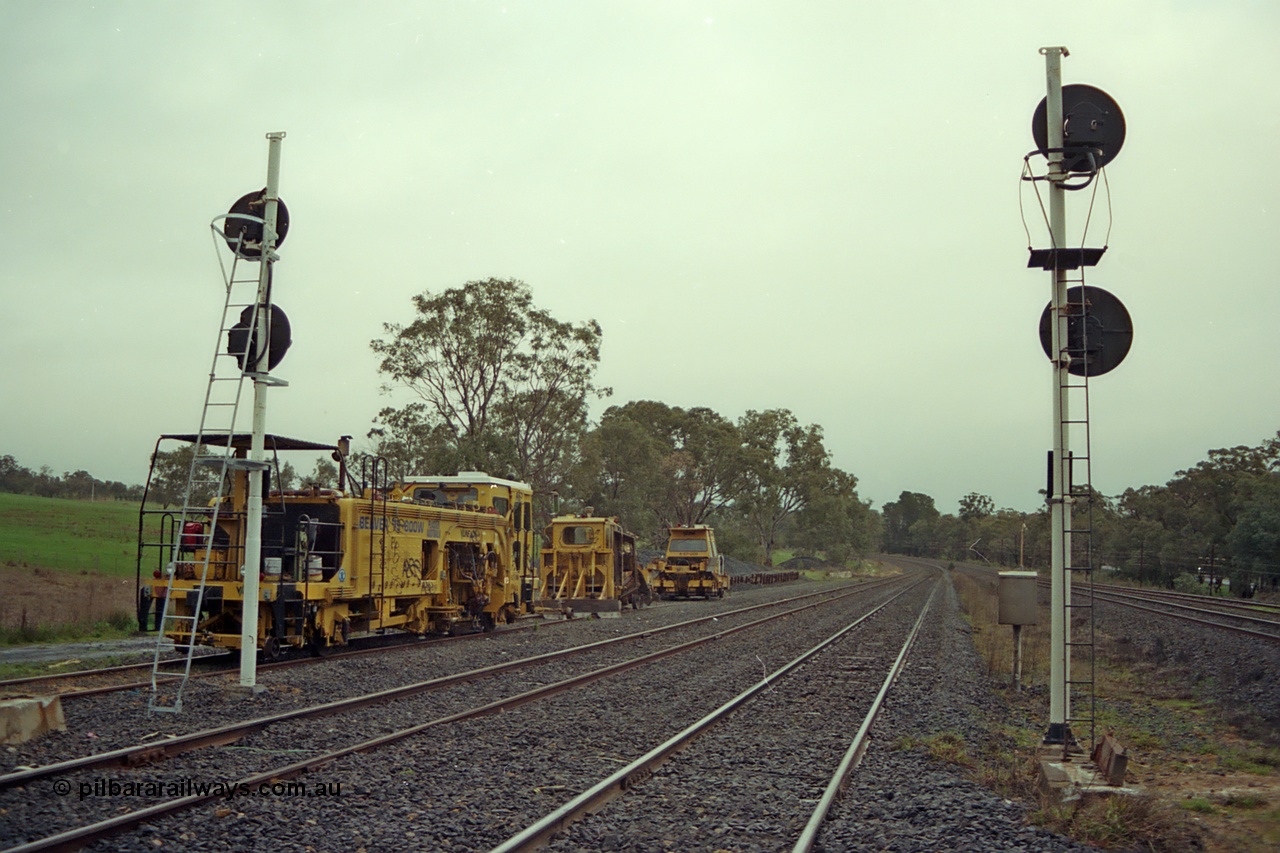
538;515;652;616
651;524;729;600
141;460;534;657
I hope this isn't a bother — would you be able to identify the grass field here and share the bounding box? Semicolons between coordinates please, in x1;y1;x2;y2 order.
0;493;144;640
0;492;139;577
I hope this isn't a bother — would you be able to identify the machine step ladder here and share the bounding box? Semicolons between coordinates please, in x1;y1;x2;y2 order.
362;457;390;636
148;229;272;713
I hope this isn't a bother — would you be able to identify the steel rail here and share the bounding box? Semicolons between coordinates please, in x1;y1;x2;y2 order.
793;580;939;852
0;622;535;697
1;576;919;853
0;658;188;688
20;625;537;700
0;580;885;791
488;575;932;853
1088;589;1280;640
940;558;1280;619
1025;577;1280;640
898;556;1280;634
0;583;861;699
1089;584;1280;617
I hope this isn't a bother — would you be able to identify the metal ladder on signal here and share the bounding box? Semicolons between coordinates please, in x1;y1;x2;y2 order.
148;234;271;713
1056;275;1098;753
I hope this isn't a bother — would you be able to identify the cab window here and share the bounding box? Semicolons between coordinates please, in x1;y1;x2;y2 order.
562;526;594;545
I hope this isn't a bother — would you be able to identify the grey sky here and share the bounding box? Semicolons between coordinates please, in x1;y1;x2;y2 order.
2;1;1277;514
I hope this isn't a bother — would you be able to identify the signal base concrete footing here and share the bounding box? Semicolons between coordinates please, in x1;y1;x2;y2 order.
1037;749;1143;803
223;684;269;699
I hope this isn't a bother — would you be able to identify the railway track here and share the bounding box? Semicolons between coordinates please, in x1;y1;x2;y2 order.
1;583;877;787
1102;584;1280;617
0;581;884;703
4;585;883;780
0;620;567;702
495;575;939;852
941;558;1280;640
2;578;915;851
1085;585;1280;641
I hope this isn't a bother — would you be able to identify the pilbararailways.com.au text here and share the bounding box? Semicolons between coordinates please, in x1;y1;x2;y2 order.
56;777;341;800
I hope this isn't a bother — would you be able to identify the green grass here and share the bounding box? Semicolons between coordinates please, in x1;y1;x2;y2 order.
1037;796;1193;850
770;549;795;566
1221;746;1280;775
922;731;975;767
1180;798;1217;814
891;732;975;768
0;611;138;647
0;493;139;577
1223;793;1267;810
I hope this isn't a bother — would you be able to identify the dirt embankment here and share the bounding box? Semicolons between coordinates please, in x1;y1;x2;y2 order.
0;566;138;631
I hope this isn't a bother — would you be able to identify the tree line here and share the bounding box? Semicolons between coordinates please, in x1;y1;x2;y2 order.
0;455;144;502
366;278;879;564
881;432;1280;596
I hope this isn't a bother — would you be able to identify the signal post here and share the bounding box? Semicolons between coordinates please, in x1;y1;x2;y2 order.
239;131;287;693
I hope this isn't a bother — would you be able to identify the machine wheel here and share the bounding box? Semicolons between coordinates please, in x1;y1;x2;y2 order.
262;635;281;663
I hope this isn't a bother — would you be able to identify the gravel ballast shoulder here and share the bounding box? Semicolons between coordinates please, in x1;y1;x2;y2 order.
815;577;1095;853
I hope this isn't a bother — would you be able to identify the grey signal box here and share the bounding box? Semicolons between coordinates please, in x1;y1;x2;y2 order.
998;571;1040;626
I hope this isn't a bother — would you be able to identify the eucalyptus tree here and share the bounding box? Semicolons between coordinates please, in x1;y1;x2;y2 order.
791;468;877;566
1227;474;1280;589
1105;436;1280;587
656;406;746;527
1167;441;1279;574
567;407;668;540
369;277;606;493
881;491;940;555
592;401;745;530
145;446;206;508
366;403;475;480
958;492;995;521
307;457;339;489
736;409;835;566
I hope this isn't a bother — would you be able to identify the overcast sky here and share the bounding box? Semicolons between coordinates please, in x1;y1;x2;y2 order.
2;1;1276;514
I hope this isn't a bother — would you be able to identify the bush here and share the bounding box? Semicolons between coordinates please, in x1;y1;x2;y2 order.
105;610;136;632
1172;573;1204;594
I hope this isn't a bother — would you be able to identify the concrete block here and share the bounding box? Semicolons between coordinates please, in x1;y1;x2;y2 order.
0;696;67;745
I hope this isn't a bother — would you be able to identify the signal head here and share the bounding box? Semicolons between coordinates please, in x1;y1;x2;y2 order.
1032;84;1126;172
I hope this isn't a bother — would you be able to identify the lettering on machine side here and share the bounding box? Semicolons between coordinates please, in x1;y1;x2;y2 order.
356;515;432;535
